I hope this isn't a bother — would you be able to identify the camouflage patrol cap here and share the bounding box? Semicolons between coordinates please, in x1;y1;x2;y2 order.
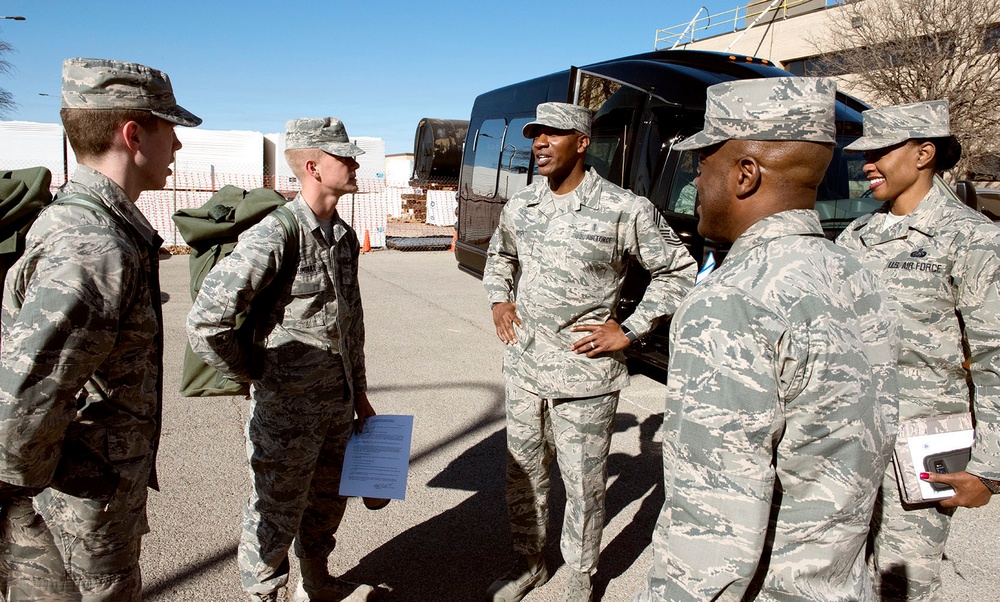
61;58;201;127
674;77;837;151
522;102;593;138
843;100;951;152
285;117;365;158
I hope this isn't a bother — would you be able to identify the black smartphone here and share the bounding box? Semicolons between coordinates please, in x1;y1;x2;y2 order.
923;448;972;492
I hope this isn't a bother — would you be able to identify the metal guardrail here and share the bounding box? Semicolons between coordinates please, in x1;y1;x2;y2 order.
654;0;836;50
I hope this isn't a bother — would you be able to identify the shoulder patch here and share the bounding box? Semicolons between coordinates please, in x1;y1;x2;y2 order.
659;226;684;247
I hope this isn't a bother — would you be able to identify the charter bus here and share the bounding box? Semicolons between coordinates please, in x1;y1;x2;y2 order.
453;50;880;377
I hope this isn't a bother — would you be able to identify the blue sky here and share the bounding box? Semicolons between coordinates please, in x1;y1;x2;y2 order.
1;0;740;154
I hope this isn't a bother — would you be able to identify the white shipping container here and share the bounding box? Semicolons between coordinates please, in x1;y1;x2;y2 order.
265;132;299;194
171;129;265;190
0;121;68;185
352;136;385;193
352;136;386;176
385;154;414;188
426;189;458;226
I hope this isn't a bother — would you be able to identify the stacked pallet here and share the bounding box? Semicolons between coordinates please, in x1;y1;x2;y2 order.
399;193;427;222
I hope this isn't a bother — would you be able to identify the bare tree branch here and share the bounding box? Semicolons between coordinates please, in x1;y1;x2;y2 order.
811;0;1000;180
0;36;16;117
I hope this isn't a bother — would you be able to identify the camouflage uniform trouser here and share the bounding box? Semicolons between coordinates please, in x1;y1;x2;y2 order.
0;461;150;601
504;382;619;574
870;461;954;601
240;360;354;596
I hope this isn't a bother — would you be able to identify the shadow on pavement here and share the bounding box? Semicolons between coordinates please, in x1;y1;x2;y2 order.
345;428;512;601
595;412;663;600
141;383;664;601
343;410;663;601
143;543;238;599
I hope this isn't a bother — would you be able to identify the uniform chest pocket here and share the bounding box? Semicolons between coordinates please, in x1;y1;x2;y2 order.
564;230;616;266
567;242;613;264
286;265;329;327
518;225;545;255
333;248;356;281
290;265;327;297
552;218;617;266
883;252;955;314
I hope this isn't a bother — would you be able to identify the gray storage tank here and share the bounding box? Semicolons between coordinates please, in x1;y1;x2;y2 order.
410;118;468;188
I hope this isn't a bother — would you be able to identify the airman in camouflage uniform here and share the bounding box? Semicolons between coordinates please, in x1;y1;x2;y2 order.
0;58;200;601
188;117;376;602
836;100;1000;601
484;102;696;602
636;77;900;601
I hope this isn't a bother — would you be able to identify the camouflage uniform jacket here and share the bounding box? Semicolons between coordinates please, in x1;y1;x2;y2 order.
643;210;898;600
0;166;164;493
837;184;1000;481
483;168;696;398
188;195;366;396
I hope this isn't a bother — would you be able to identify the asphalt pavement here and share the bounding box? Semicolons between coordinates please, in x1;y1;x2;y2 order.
142;250;1000;601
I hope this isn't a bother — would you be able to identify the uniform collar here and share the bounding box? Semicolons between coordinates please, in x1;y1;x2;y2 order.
290;193;348;244
68;165;161;247
899;185;947;238
727;209;824;260
528;167;603;211
854;185;945;246
290;194;320;230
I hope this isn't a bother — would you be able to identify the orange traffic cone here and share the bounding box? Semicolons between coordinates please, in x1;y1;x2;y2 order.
449;230;457;252
362;230;372;253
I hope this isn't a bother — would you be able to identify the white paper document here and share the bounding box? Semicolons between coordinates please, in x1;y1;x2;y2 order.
906;429;974;501
338;414;414;500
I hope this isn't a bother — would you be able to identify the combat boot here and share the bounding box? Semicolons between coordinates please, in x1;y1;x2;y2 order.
562;570;592;602
249;589;284;602
487;553;549;602
293;556;375;602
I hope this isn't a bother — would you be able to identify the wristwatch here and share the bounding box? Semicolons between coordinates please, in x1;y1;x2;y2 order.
620;325;639;344
978;475;1000;495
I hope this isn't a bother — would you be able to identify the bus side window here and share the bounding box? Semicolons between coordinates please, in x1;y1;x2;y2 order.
470;119;507;199
500;117;537;199
666;151;699;216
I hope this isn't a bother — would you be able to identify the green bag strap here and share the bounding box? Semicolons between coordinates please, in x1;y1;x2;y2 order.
47;194;138;405
247;204;300;380
269;205;299;294
271;205;299;262
50;193;128;233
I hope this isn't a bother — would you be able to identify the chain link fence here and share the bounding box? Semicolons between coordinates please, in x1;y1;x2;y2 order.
0;121;460;254
148;167;458;254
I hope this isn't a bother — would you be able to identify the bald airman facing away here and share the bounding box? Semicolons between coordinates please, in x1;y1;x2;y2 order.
637;77;899;601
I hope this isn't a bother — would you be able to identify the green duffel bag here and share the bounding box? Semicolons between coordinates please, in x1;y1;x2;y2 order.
172;185;298;397
0;166;54;286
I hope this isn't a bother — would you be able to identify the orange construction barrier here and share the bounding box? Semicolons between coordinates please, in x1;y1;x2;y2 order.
362;230;372;253
449;230;457;252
